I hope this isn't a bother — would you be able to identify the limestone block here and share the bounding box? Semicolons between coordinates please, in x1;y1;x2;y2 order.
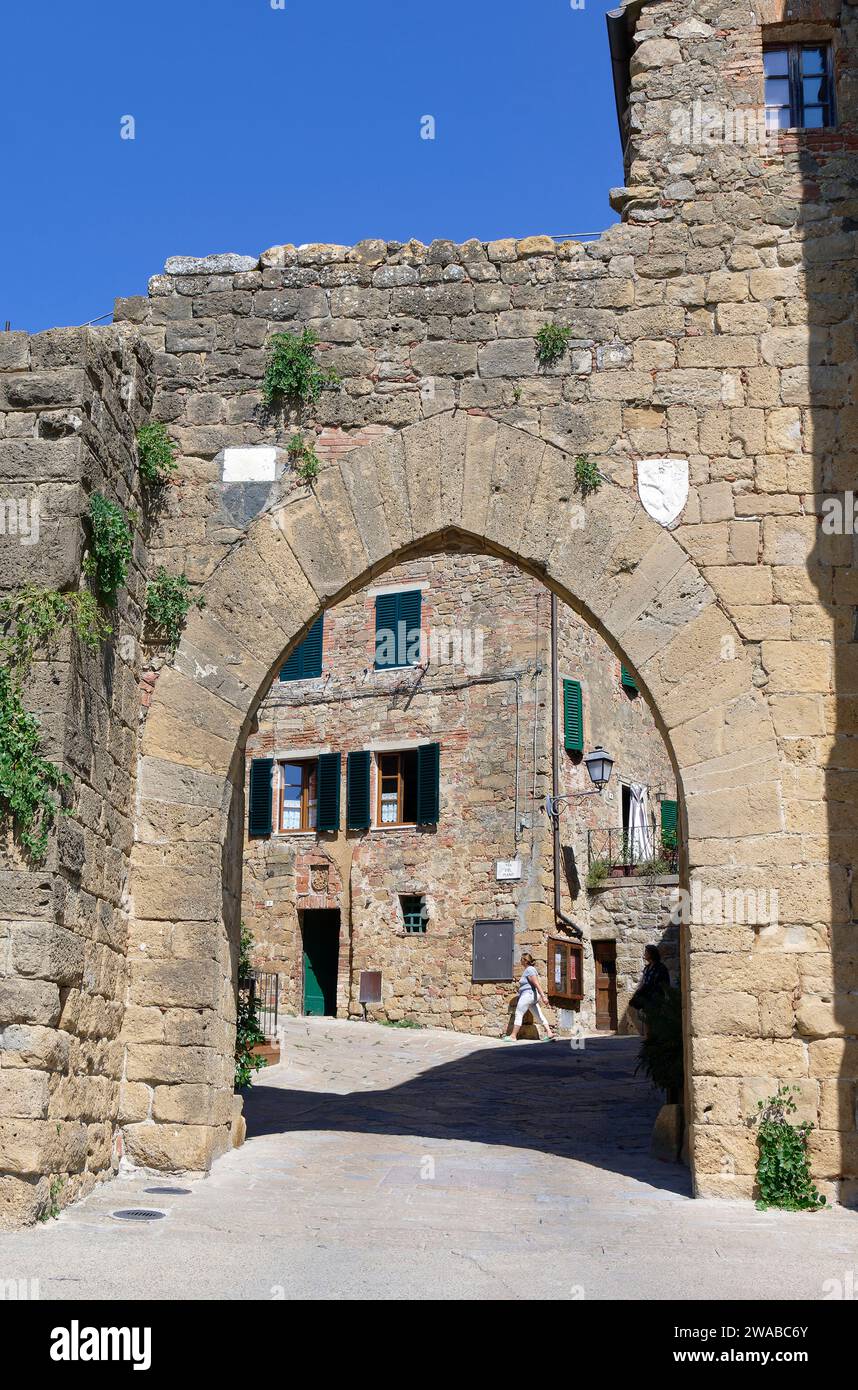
125;1044;221;1086
692;1037;807;1078
122;1122;217;1172
689;990;760;1037
131;959;221;1011
797;995;858;1040
0;1118;87;1176
761;641;832;694
0;980;61;1028
0;1024;70;1070
9;923;84;986
0;1069;49;1119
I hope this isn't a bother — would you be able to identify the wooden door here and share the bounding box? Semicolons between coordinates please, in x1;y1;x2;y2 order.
302;911;340;1016
593;941;618;1031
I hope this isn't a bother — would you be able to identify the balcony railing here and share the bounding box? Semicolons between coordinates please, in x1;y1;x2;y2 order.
587;827;679;881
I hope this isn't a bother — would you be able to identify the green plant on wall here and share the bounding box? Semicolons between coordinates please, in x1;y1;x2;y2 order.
586;857;609;891
0;587;110;673
0;587;112;859
235;924;268;1089
84;493;133;605
751;1085;827;1212
0;668;70;860
146;570;204;652
287;432;321;486
636;987;684;1099
262;329;340;410
136;423;178;486
574;454;603;498
535;321;572;368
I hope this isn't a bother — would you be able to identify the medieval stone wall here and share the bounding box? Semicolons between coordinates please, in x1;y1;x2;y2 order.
0;0;855;1215
116;0;858;1201
0;327;152;1226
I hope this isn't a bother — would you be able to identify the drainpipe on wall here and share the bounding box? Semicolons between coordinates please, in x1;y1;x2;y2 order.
551;592;583;941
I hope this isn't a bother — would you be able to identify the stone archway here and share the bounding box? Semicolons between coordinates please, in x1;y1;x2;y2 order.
125;411;779;1194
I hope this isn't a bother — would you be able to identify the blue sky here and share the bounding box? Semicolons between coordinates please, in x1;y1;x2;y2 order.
1;0;623;333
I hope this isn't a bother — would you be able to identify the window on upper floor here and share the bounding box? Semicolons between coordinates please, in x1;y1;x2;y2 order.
280;615;324;682
279;759;318;831
763;43;836;131
374;590;423;670
378;750;419;826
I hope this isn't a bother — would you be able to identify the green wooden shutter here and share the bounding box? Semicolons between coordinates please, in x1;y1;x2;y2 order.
563;679;583;753
347;750;372;830
248;758;274;836
660;798;678;847
302;615;324;678
621;664;638;693
398;589;422;665
375;590;422;669
316;752;341;833
416;742;440;825
280;615;324;682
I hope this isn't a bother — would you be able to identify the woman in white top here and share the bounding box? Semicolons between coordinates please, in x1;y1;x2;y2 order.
507;953;553;1040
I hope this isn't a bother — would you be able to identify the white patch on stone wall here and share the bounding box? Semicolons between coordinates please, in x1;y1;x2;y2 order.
637;458;689;528
222;447;280;483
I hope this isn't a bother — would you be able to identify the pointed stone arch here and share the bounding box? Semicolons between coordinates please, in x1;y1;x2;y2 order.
127;411;780;1191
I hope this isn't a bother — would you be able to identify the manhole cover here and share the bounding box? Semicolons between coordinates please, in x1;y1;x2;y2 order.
144;1186;191;1196
112;1209;166;1222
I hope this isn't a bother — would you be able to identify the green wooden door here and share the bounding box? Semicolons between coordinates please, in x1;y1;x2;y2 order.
302;911;340;1016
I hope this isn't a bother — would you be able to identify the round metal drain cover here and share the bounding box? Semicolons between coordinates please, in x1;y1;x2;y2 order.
112;1208;166;1222
144;1186;191;1196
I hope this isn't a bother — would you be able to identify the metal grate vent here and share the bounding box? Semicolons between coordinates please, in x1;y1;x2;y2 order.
112;1208;166;1222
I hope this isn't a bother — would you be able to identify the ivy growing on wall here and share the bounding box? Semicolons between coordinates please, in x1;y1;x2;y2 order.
287;432;321;486
84;493;134;605
752;1085;827;1212
146;569;204;652
235;924;268;1089
574;453;604;498
262;329;340;410
535;321;572;368
0;588;110;859
136;423;178;486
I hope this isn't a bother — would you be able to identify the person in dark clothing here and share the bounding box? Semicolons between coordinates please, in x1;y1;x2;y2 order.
630;944;670;1031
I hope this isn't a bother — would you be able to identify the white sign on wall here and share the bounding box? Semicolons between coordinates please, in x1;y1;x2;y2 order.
496;858;523;882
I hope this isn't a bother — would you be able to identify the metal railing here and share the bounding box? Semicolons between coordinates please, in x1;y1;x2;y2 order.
587;828;679;879
248;970;279;1040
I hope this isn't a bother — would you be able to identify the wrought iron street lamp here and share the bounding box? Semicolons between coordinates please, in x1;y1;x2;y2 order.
545;746;614;820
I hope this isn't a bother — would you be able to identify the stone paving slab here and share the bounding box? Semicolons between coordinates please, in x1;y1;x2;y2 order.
0;1018;854;1300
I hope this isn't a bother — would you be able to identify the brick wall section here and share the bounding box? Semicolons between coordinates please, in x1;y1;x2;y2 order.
242;548;675;1034
0;327;153;1227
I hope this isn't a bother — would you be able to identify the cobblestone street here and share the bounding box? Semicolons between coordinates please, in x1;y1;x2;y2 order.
0;1020;855;1300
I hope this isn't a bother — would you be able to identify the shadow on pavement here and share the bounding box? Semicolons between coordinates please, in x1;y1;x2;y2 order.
242;1033;693;1196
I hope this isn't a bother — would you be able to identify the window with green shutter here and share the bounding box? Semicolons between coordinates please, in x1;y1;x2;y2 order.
280;615;324;682
416;742;440;825
248;758;274;837
563;678;583;753
316;752;341;833
374;590;422;669
621;664;638;694
347;750;372;831
660;798;678;849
